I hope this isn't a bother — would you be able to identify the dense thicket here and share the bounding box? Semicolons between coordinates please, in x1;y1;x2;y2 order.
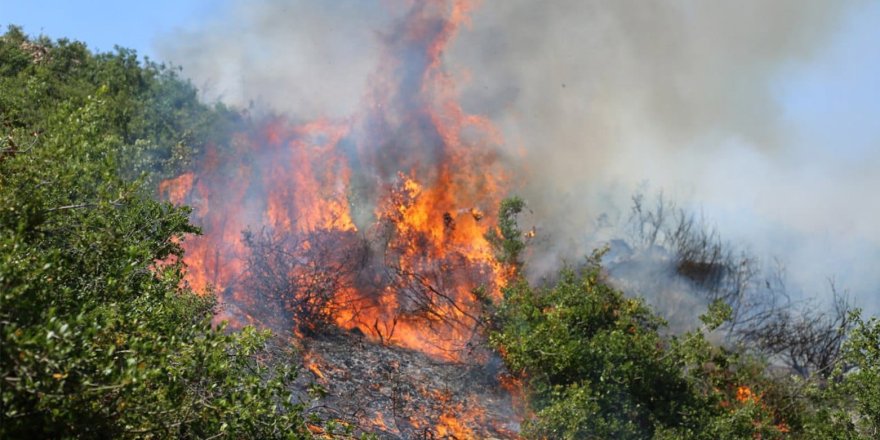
0;27;311;438
488;199;880;439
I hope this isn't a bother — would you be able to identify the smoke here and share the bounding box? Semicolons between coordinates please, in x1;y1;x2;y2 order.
157;0;391;118
446;0;879;312
157;0;879;313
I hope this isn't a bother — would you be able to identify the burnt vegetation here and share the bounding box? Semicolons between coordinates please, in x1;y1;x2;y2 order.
242;227;368;334
737;282;854;379
626;192;756;319
621;192;856;380
238;195;494;353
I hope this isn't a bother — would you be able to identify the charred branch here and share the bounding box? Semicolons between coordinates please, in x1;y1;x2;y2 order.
242;226;368;333
734;281;854;379
624;192;855;378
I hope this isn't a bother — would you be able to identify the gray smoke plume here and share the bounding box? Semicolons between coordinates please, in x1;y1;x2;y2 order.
157;0;879;313
157;0;391;118
447;0;879;313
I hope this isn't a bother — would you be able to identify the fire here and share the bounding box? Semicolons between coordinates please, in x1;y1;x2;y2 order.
736;385;757;404
436;413;477;439
158;172;194;205
159;0;509;361
427;389;485;439
303;352;326;381
370;412;389;432
498;373;527;416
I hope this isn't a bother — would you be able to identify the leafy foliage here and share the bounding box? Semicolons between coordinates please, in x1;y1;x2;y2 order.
0;27;311;438
802;313;880;439
493;259;686;438
486;196;526;273
489;199;801;439
0;26;241;187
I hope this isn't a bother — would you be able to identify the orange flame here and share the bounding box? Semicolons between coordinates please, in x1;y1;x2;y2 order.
736;385;758;404
436;412;477;439
158;172;194;205
159;0;508;362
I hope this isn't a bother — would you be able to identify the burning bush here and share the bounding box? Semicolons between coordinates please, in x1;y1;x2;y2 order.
159;0;510;362
242;227;368;334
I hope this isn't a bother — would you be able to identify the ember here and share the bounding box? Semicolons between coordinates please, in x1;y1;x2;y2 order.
296;330;521;439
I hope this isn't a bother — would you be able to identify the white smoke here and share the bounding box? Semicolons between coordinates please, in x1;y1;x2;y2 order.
157;0;879;313
157;0;393;119
447;0;878;311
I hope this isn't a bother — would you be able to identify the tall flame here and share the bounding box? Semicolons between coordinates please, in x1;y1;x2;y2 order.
160;0;508;361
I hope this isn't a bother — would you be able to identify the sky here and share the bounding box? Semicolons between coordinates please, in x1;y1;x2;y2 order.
3;1;879;311
1;0;219;59
776;0;880;162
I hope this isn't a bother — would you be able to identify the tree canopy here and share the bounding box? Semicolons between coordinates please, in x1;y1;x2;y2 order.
0;26;311;439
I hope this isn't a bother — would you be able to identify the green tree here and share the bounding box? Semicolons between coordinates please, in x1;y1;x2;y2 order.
803;312;880;439
486;196;527;274
1;29;312;438
489;199;791;439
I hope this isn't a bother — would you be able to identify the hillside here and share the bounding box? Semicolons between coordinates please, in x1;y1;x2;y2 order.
2;20;879;440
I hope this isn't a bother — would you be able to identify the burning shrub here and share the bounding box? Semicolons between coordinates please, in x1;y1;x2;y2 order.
156;0;510;361
235;172;502;359
242;227;368;334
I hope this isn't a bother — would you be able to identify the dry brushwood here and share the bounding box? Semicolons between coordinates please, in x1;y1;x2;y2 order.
625;192;855;378
242;227;368;333
734;280;854;379
627;192;757;315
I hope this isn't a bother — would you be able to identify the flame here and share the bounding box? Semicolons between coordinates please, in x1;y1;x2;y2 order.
158;172;194;205
736;385;757;404
370;412;389;432
731;385;792;436
498;373;527;415
426;389;483;439
159;0;508;361
304;352;326;381
155;2;531;436
436;412;477;439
